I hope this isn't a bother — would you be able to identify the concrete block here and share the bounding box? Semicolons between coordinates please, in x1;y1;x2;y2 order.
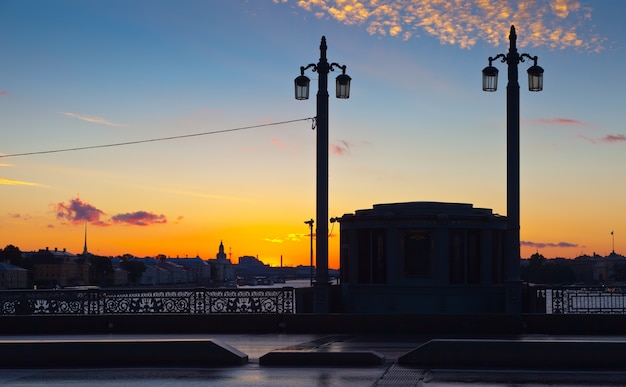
399;339;626;370
0;338;248;368
260;350;385;367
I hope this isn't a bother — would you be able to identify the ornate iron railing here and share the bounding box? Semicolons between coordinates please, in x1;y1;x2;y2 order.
0;287;295;316
536;287;626;314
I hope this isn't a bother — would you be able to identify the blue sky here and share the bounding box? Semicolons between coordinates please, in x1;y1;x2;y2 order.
1;0;625;264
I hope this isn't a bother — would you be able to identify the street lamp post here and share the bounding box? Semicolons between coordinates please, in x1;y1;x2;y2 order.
295;36;351;313
483;25;544;313
304;219;314;286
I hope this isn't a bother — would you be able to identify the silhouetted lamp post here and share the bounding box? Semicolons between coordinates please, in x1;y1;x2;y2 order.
482;25;543;312
295;36;351;313
304;219;314;286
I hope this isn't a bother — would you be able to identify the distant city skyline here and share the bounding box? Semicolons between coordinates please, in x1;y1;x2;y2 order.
1;1;625;267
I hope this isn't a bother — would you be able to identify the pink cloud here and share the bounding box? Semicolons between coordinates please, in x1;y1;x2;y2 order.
578;134;626;144
578;135;596;144
55;196;170;227
0;91;8;96
330;140;371;155
271;137;288;149
602;134;626;143
111;211;167;226
531;118;584;126
56;197;108;226
331;141;351;155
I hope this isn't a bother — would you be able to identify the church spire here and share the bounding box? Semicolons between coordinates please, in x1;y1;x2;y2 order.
82;222;89;255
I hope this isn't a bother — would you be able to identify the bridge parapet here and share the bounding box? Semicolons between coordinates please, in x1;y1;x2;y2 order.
0;287;295;316
531;285;626;314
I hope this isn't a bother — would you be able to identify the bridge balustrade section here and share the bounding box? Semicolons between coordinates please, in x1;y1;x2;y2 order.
533;286;626;314
0;287;295;316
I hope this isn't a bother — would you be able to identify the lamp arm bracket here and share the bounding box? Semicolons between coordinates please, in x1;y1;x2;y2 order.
300;64;317;75
488;54;506;66
330;63;347;74
520;53;538;65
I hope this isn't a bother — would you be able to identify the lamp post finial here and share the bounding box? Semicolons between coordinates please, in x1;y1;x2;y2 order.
509;25;517;51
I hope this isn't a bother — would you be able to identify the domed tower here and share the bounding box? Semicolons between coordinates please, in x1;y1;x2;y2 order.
216;241;228;262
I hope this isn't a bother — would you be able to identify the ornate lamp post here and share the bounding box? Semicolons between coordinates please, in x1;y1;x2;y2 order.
295;36;351;313
482;25;544;313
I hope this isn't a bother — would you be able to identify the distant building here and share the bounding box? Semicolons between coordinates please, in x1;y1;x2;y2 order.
208;241;235;284
159;260;188;284
0;262;28;289
238;255;268;268
167;257;211;285
27;247;89;288
138;264;168;286
236;255;272;277
336;202;510;314
567;256;596;284
563;252;625;285
110;267;128;286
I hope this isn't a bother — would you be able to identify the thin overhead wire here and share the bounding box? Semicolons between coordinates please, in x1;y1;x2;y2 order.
0;117;314;158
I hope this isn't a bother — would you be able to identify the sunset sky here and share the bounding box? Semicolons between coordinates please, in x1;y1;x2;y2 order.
1;0;625;268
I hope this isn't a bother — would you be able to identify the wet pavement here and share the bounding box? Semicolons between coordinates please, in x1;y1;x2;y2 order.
1;333;626;386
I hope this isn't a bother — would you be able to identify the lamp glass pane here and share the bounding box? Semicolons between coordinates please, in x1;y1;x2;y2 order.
294;75;310;100
482;66;498;92
335;74;351;99
527;65;543;92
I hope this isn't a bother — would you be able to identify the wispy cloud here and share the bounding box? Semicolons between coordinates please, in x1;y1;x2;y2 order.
287;233;304;241
0;178;43;186
61;112;125;127
111;211;167;226
602;134;626;143
56;197;108;226
579;134;626;144
285;0;605;52
0;91;8;96
264;238;285;243
531;117;585;126
331;141;351;156
521;240;579;248
271;137;289;149
264;233;308;243
271;137;306;155
330;140;370;156
156;187;253;202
